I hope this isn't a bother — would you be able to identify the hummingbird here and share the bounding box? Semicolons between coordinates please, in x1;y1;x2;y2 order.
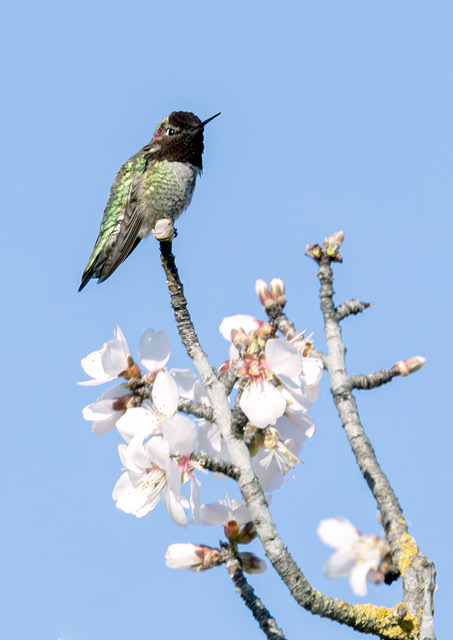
78;110;220;291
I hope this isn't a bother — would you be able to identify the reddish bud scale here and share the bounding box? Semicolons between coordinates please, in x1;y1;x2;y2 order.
224;520;240;542
237;522;258;544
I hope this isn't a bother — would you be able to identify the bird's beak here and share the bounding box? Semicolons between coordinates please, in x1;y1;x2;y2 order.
191;112;221;131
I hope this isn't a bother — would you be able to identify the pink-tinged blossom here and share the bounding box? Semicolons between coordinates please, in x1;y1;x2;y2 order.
317;517;389;596
239;338;313;429
219;315;322;430
165;543;222;571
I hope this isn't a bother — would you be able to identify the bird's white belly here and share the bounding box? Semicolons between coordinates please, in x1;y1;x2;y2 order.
139;161;199;238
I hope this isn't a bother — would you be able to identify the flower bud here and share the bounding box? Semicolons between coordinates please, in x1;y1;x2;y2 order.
237;522;258;545
305;243;323;260
255;279;275;310
324;230;344;256
165;543;222;572
231;328;249;353
224;520;241;542
270;278;286;307
238;552;267;574
393;356;426;376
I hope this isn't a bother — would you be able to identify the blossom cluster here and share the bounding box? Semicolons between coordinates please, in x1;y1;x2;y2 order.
83;286;393;586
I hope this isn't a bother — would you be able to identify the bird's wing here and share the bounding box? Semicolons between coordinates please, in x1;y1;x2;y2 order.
79;153;148;290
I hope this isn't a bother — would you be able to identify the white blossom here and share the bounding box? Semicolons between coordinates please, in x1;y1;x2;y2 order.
317;517;389;596
79;326;130;386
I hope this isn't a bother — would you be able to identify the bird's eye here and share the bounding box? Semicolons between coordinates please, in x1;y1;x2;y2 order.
166;128;176;136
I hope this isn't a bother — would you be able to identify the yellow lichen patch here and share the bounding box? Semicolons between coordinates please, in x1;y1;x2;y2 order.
353;603;419;639
397;533;419;576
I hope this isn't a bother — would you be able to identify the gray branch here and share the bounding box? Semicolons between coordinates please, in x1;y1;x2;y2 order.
178;397;214;421
317;254;436;639
335;299;371;320
222;546;287;640
159;240;423;640
350;369;397;389
191;451;239;480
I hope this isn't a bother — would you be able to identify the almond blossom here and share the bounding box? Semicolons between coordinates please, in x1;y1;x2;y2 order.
317;517;389;596
219;315;322;430
79;326;131;386
113;408;199;526
80;327;178;436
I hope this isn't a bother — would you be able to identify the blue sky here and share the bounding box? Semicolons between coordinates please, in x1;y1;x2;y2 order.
1;1;452;639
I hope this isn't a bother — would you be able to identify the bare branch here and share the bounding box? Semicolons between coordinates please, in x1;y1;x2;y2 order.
316;253;436;637
178;397;214;421
336;299;371;320
350;368;397;389
223;547;287;640
191;451;239;480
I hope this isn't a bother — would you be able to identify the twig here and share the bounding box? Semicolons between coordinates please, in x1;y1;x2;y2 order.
223;546;287;640
335;299;371;321
350;369;397;390
191;451;239;480
178;398;214;421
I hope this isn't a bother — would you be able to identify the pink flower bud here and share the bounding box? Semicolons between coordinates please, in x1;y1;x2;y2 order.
255;279;274;310
393;356;426;376
165;543;222;572
324;230;344;256
270;278;286;307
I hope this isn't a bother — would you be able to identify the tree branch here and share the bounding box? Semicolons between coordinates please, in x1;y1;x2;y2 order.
223;547;287;640
159;240;422;640
316;254;436;639
335;299;371;320
191;451;239;480
178;397;214;421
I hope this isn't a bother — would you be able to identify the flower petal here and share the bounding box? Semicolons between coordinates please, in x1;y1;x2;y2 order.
265;339;304;378
240;380;286;428
79;349;114;385
161;414;197;456
116;406;160;443
349;560;376;596
323;549;357;578
219;315;260;341
317;518;361;549
139;329;170;371
170;369;199;398
152;370;179;417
